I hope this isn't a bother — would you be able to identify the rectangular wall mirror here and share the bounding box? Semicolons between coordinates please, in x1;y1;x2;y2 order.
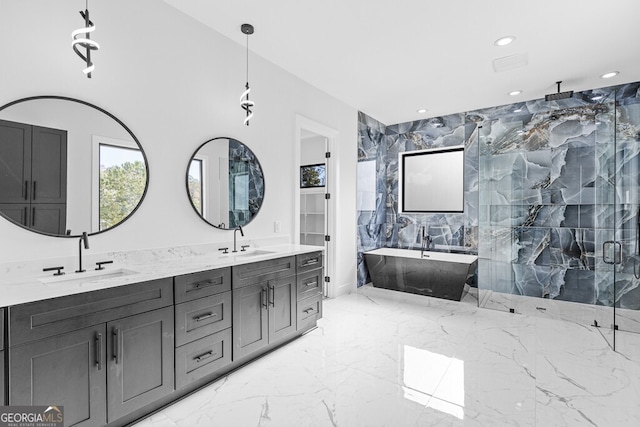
399;147;464;213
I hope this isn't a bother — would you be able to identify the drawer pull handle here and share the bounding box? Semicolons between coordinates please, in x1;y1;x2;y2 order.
305;281;317;288
195;351;217;362
302;258;319;267
303;307;315;314
194;312;217;322
188;279;221;291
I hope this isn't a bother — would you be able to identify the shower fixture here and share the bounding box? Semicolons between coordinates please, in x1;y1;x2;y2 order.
71;0;100;78
240;23;255;126
545;81;573;101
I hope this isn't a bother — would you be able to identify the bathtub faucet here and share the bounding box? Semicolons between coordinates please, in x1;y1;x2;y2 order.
421;226;433;258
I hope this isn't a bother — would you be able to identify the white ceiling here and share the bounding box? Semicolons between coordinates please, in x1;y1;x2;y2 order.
163;0;640;125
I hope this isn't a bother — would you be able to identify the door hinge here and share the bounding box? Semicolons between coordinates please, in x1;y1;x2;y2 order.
325;235;331;242
325;152;331;158
325;193;331;200
324;276;330;283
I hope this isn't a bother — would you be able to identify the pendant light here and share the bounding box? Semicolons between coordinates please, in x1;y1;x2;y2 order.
240;23;255;126
71;0;100;78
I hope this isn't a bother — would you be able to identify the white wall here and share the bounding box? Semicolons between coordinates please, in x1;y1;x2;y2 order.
0;0;357;290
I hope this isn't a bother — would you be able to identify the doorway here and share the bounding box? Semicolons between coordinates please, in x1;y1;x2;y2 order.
295;116;337;298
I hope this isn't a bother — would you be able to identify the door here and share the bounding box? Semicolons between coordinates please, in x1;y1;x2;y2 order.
232;283;268;360
30;126;67;204
611;89;640;352
296;116;337;297
0;350;5;405
0;203;28;227
9;325;107;427
0;120;31;203
107;306;174;422
267;276;296;343
30;203;67;235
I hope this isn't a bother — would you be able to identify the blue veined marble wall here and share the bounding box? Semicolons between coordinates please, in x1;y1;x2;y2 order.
477;83;640;309
357;82;640;311
357;112;480;287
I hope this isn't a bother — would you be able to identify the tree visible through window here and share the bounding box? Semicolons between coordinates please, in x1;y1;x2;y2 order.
99;144;146;231
188;159;203;215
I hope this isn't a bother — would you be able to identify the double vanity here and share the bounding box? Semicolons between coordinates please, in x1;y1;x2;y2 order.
0;245;323;427
0;95;326;426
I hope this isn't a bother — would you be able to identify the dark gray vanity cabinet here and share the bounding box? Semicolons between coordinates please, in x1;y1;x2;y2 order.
232;257;297;360
0;120;67;234
7;278;174;426
1;307;5;406
296;252;324;331
174;268;233;389
9;325;107;426
106;306;174;422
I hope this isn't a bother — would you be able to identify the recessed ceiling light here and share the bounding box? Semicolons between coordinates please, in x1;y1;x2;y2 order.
600;71;619;79
509;90;522;96
513;108;522;113
416;109;428;114
494;36;515;47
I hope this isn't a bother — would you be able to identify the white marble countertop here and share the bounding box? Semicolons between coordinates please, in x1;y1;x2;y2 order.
0;244;323;306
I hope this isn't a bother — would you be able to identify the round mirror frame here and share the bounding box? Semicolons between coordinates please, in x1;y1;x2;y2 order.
186;137;265;230
0;95;150;238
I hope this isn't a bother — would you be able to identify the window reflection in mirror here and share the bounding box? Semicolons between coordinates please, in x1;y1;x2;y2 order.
98;143;145;231
187;137;264;229
187;159;204;216
0;96;148;237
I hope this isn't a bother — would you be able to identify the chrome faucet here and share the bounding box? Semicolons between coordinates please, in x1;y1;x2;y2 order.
76;232;90;273
421;226;432;258
232;225;244;252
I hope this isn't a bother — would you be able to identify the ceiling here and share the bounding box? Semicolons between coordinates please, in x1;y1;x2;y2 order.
163;0;640;125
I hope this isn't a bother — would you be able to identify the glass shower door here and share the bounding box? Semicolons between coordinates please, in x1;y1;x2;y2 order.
612;89;640;353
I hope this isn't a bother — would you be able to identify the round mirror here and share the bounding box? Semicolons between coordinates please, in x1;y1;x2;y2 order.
0;96;149;237
187;137;264;229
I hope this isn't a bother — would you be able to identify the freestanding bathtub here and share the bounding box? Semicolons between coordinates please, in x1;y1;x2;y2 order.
364;248;478;301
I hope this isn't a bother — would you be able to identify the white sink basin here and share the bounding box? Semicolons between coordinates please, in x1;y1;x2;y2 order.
40;268;139;285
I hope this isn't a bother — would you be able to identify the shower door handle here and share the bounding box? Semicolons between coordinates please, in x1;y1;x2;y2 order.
603;241;622;265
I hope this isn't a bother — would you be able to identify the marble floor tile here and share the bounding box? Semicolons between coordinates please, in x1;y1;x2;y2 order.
133;286;640;427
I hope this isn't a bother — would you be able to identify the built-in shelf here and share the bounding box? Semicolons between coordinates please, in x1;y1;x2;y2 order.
300;188;325;247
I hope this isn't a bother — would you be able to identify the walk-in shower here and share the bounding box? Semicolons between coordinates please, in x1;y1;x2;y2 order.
477;84;640;353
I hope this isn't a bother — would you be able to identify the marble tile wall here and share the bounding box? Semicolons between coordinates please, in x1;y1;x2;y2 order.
357;112;479;287
357;82;640;316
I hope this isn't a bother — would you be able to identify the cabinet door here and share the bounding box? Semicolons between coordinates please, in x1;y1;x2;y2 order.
268;276;297;343
0;203;29;227
0;120;31;204
107;306;174;422
31;203;67;235
30;126;67;204
0;350;5;406
9;325;107;427
232;283;268;360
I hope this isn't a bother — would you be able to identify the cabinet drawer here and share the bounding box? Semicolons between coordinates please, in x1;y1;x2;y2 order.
297;268;323;301
9;277;173;347
297;294;322;332
174;267;231;304
232;256;295;289
175;328;231;389
296;252;323;274
175;292;231;346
